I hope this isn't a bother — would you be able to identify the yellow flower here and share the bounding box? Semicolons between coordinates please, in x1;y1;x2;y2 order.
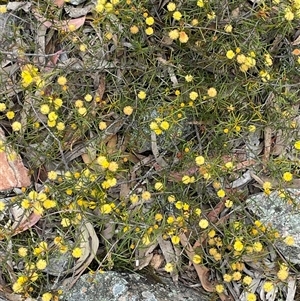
185;74;193;82
207;11;216;20
283;172;293;182
167;2;176;11
224;24;233;33
234;240;244;251
84;94;92;102
223;274;232;282
12;121;22;131
72;247;82;258
179;31;189;43
141;191;151;201
277;268;289;281
217;189;225;198
225;199;233;208
99;121;107;130
197;0;204;7
160;121;170;130
215;284;224;293
253;241;263;252
169;29;179;40
130;25;139;34
173;11;182;20
97;156;109;168
142;234;151;245
21;198;31;209
232;271;242;281
48;111;58;121
154;182;164;191
145;27;154;35
194;208;202;215
226;50;235;59
48;171;58;180
12;282;23;293
78;107;87;116
195;156;205;165
145;17;154;26
193;254;202;264
100;204;112;214
263;181;272;194
243;276;253;285
57;76;67;86
207;87;217;97
285;8;294;21
167;216;175;224
36;259;47;270
105;2;114;12
0;5;7;13
130;194;139;204
263;281;274;292
294;140;300;150
138;91;146;100
246;293;257;301
6;111;15;119
18;247;28;257
259;70;270;82
56;122;65;131
284;235;295;246
189;91;198;100
199;219;209;229
183;202;190;210
61;217;71;227
264;53;273;66
240;64;249;72
43;199;56;209
236;54;246;64
21;64;39;87
164;262;174;272
108;161;118;172
225;161;233;169
171;235;180;244
95;3;105;13
42;292;53;301
40;104;50;115
47;120;56;128
155;213;163;221
0;102;6;111
182;175;191;184
75;99;83;108
123;106;133;115
150;121;162;135
175;201;183;210
167;195;175;203
248;125;256;132
79;44;87;52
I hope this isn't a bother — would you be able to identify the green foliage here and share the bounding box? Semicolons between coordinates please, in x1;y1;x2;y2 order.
0;0;300;300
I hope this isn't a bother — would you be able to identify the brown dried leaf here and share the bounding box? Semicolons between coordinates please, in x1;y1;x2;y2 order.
179;232;215;292
53;0;65;7
135;242;158;270
150;253;164;270
0;129;31;190
95;76;106;100
106;134;118;155
157;235;179;282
